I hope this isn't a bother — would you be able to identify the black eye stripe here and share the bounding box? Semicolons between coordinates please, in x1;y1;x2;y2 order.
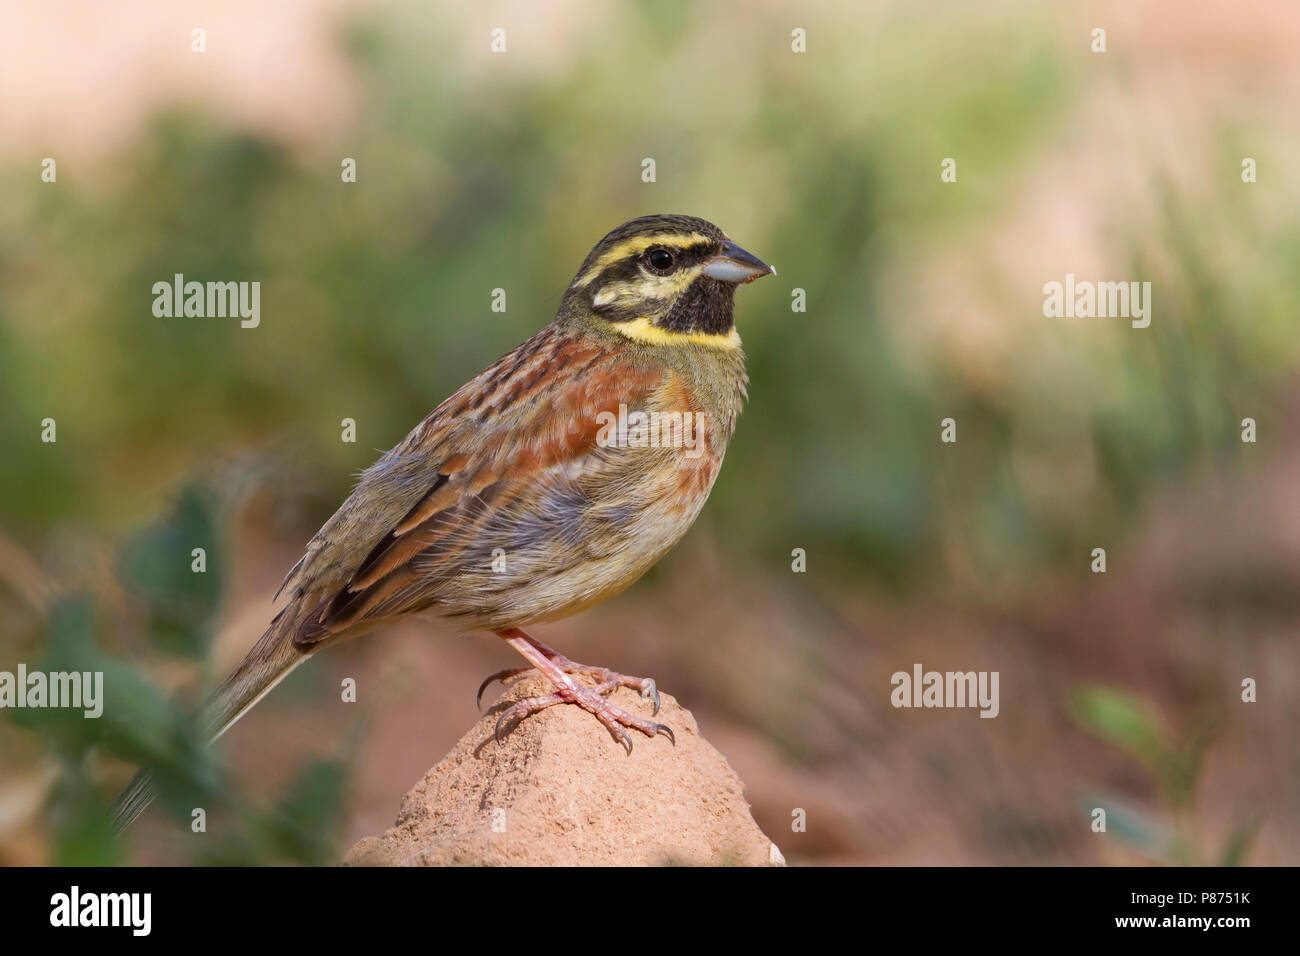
644;242;713;267
591;258;644;286
585;241;718;295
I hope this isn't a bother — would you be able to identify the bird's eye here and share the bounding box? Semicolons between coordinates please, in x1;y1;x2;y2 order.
646;248;674;272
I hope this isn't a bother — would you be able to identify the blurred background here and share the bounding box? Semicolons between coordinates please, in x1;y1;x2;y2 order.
2;0;1298;865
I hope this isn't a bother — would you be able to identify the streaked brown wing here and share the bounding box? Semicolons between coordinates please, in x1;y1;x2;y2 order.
286;324;670;643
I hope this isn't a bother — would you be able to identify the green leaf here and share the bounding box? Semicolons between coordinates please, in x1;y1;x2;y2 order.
266;759;349;865
50;757;123;867
117;484;224;658
196;759;349;866
11;595;221;839
1218;820;1260;867
1079;793;1174;861
1069;685;1169;768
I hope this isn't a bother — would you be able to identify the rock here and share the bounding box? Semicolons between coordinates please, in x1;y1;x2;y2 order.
345;673;784;866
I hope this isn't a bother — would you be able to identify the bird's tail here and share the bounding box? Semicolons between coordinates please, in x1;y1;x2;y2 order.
109;605;314;835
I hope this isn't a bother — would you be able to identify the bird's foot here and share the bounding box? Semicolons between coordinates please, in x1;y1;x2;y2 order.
484;629;673;753
477;657;660;714
492;677;674;754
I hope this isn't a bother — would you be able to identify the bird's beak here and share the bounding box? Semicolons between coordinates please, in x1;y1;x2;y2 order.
701;240;776;284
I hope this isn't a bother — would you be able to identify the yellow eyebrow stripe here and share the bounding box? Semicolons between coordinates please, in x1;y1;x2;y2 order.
575;232;716;287
606;317;742;350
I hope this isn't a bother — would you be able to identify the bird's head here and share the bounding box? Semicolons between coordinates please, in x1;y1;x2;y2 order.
565;214;774;347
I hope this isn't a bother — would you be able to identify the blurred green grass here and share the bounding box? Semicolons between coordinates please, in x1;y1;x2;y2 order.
3;4;1293;597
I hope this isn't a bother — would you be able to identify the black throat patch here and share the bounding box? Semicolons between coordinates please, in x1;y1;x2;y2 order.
658;276;737;336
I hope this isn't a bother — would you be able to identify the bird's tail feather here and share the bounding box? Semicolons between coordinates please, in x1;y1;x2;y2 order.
109;606;313;835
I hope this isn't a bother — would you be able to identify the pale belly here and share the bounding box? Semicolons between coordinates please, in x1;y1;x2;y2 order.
431;448;724;633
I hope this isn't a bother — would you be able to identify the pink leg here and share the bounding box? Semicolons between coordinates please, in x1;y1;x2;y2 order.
485;628;674;753
478;629;662;712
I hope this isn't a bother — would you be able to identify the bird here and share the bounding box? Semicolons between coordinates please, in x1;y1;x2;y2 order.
110;213;774;833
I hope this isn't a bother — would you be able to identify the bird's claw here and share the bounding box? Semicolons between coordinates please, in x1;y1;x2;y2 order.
478;667;530;710
490;677;674;753
478;656;664;717
639;678;660;716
